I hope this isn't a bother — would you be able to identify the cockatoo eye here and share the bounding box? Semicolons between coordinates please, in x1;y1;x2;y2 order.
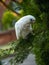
30;18;35;23
30;19;33;21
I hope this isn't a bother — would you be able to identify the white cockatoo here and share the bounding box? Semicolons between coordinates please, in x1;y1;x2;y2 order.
15;15;36;40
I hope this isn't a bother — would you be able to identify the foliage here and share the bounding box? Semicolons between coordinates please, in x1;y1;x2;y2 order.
2;11;16;30
32;0;49;65
0;47;14;59
32;31;49;65
14;33;34;63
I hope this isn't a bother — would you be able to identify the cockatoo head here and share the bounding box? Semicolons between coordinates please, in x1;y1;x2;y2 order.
25;15;36;24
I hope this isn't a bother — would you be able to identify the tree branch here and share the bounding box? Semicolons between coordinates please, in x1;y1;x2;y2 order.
0;0;21;16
